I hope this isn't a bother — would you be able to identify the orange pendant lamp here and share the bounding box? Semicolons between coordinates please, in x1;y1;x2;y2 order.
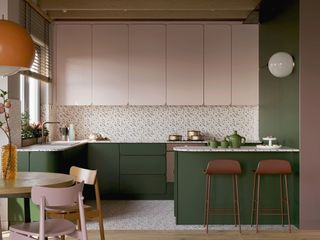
0;19;35;76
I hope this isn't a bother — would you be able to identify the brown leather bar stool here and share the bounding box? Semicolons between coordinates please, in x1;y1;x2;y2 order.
250;159;292;232
203;159;242;233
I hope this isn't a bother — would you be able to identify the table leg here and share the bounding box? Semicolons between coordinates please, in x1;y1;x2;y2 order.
24;198;31;223
0;214;2;240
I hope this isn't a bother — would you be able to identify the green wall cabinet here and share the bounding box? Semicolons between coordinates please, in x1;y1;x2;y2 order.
88;143;120;198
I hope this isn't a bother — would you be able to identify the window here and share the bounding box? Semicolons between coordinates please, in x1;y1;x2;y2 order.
19;0;52;123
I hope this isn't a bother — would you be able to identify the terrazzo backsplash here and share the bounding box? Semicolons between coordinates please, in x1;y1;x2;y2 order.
42;105;259;142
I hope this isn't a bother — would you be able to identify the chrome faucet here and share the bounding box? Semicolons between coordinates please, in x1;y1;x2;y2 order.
41;121;60;144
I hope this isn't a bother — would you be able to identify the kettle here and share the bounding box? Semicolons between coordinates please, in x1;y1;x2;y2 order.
226;131;246;148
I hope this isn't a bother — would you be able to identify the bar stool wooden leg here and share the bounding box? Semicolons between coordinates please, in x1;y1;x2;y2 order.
204;175;209;228
235;175;241;233
232;175;237;227
206;176;212;234
284;175;291;233
255;174;261;233
250;172;257;226
280;174;284;226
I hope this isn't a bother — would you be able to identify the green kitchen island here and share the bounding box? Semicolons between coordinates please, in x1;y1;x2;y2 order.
174;146;299;226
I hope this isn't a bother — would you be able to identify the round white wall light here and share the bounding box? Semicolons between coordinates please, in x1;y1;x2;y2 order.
268;52;295;78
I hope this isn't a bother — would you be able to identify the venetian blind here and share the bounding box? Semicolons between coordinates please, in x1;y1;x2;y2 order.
20;0;52;82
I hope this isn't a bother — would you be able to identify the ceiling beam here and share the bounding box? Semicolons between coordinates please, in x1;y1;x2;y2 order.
47;9;251;20
39;0;260;11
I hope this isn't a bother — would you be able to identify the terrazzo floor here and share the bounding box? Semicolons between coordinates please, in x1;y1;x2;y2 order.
86;200;294;231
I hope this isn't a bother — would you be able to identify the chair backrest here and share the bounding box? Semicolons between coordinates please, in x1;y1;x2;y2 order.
70;166;102;213
31;182;87;240
32;182;84;207
70;166;97;185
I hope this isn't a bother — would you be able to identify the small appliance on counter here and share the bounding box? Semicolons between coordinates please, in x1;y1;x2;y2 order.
168;134;182;141
187;130;203;141
256;136;282;149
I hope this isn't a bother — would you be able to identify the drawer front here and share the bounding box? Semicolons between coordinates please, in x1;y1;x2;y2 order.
120;156;166;174
120;143;166;155
120;175;166;194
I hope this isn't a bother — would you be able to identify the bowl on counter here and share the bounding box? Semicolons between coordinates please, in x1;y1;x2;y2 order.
189;135;203;141
168;134;182;141
187;130;201;140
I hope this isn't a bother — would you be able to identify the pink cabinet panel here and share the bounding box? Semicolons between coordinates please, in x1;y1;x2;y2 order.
231;25;259;105
56;24;92;105
92;25;129;105
129;25;166;105
204;25;232;105
166;25;204;105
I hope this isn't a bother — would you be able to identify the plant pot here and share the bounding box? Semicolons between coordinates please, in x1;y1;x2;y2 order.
22;138;38;147
1;144;17;180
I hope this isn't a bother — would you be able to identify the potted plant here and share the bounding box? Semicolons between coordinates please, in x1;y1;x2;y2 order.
21;111;49;146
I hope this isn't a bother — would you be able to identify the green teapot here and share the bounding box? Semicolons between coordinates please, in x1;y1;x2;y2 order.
208;138;219;148
226;131;246;148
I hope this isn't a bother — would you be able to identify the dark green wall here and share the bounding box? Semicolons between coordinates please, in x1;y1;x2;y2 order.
259;0;299;148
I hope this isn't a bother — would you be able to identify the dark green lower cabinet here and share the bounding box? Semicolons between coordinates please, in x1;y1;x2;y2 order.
120;175;166;194
119;144;167;199
174;151;299;226
9;144;87;225
88;144;120;198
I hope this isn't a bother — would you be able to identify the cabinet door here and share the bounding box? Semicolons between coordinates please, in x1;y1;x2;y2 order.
92;25;129;105
56;24;92;105
204;25;231;105
129;25;166;105
88;144;120;197
231;25;259;105
167;25;204;105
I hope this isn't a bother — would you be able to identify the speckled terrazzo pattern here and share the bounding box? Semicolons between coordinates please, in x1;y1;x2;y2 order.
41;105;259;142
86;200;295;231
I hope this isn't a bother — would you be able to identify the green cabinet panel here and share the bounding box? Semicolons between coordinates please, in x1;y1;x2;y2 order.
88;144;120;198
29;151;63;172
9;152;32;224
17;152;29;171
120;175;166;194
62;144;88;174
10;145;88;225
120;156;165;174
175;151;299;226
120;143;166;155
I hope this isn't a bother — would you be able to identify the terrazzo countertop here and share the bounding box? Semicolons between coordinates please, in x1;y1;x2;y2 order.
18;140;87;152
173;146;299;152
17;139;263;152
17;140;208;152
87;140;208;144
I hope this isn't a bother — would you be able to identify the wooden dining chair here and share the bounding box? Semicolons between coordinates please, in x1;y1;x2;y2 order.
46;166;105;240
9;182;87;240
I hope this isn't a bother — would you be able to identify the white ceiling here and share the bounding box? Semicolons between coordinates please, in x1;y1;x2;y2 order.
38;0;261;21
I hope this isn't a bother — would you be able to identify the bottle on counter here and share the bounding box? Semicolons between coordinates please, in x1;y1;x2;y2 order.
68;124;75;141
